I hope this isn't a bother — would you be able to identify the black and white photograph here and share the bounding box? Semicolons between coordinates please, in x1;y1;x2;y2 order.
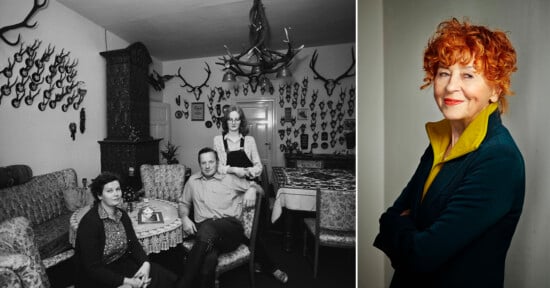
0;0;357;287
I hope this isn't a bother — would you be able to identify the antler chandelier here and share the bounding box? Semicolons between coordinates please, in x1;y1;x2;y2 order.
216;0;303;89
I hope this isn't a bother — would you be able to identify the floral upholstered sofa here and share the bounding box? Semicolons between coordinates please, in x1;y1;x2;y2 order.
0;168;92;270
0;216;50;288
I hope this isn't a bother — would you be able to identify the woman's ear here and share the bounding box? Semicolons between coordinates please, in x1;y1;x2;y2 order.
490;87;501;103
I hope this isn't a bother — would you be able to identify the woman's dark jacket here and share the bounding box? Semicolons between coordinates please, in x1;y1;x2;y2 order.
74;203;148;288
374;111;525;288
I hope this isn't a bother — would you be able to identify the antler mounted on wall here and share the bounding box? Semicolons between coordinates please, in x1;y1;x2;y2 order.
309;47;355;96
175;62;211;100
0;0;48;46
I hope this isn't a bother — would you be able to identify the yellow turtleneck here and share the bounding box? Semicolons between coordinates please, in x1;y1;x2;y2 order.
422;103;499;200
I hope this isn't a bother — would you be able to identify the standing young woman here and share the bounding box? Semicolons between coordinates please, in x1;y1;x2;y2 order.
75;172;178;288
213;105;288;284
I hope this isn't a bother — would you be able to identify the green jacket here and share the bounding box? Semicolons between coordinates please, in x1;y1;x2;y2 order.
374;111;525;288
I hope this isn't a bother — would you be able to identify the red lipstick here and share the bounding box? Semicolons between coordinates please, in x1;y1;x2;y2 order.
444;99;463;106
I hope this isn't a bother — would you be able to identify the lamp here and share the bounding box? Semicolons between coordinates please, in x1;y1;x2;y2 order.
217;0;303;85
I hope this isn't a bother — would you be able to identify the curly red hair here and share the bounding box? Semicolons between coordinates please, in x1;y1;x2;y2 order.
421;18;517;113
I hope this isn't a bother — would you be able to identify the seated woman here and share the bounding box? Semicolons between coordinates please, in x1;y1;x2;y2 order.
74;172;178;288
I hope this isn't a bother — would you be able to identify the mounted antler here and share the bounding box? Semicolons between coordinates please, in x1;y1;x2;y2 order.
0;0;48;46
309;47;355;96
176;63;211;100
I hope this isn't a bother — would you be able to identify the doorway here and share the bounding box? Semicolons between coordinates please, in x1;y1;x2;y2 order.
236;100;275;182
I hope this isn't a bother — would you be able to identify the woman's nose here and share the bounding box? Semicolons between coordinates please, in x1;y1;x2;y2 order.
445;73;460;92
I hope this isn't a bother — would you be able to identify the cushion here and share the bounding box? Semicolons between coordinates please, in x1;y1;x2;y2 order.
63;187;94;212
0;165;32;189
33;213;72;259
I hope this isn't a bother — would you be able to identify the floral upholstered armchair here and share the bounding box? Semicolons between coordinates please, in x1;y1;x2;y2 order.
0;217;50;288
182;191;263;288
140;164;187;202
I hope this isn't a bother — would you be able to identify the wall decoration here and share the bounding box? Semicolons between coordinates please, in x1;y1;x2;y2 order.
242;83;249;96
191;102;205;121
175;63;211;100
175;95;181;106
205;120;213;128
344;119;356;131
0;0;48;46
79;108;86;133
297;108;308;120
309;47;355;96
300;133;309;150
175;110;183;119
278;84;285;97
278;129;285;140
148;70;174;91
339;88;347;101
1;40;87;113
69;122;76;141
321;132;328;141
284;107;292;122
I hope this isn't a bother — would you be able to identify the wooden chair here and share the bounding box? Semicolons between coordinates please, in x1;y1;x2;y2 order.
140;164;187;202
182;191;262;288
303;188;356;278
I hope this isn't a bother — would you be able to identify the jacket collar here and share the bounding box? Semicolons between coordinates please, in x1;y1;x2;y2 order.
425;102;499;165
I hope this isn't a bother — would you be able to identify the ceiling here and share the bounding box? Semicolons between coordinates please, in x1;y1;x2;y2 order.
56;0;356;61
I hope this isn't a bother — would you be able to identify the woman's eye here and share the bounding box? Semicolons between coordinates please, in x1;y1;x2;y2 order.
463;73;474;79
437;71;449;77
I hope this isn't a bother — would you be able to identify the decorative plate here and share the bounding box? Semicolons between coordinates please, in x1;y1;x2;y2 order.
321;142;329;149
205;121;213;128
175;110;183;119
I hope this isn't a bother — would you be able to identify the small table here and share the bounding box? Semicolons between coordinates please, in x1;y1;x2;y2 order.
271;167;356;251
69;198;183;255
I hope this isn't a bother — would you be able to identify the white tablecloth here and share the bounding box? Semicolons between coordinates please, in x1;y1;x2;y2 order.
269;167;356;223
69;198;183;254
271;187;316;223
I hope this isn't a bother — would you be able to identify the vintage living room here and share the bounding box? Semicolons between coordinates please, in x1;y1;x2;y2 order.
0;0;356;287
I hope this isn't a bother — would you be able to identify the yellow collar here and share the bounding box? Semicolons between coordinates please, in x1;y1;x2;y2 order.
426;103;498;164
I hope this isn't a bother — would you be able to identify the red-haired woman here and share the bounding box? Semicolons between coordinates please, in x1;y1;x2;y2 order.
374;18;525;288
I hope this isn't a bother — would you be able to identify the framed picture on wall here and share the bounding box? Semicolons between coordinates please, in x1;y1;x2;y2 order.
284;107;292;122
297;108;308;120
191;102;205;121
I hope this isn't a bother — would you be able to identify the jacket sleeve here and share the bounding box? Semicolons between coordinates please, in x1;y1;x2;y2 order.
375;142;525;272
373;146;431;262
76;213;125;286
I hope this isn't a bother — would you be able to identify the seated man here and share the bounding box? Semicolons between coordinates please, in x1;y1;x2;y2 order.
177;147;260;288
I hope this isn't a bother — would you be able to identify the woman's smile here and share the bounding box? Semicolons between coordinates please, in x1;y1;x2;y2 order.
444;98;464;106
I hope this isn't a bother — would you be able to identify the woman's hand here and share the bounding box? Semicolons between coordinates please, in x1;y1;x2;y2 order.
229;167;247;178
133;261;151;286
244;168;255;178
181;216;197;235
243;189;256;208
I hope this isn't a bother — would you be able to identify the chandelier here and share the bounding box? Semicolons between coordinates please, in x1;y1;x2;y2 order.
216;0;303;89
